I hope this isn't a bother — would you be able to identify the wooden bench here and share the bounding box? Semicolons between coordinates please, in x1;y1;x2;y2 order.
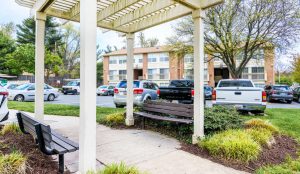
133;101;194;128
16;112;79;174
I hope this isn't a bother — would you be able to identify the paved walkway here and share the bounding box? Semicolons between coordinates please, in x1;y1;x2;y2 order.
4;110;247;174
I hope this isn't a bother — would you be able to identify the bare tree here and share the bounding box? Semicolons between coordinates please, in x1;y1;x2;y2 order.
168;0;300;78
137;32;159;47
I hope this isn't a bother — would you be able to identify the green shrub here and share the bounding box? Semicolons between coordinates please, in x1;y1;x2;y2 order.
256;157;300;174
105;112;125;125
246;128;273;146
245;119;278;133
199;129;261;162
1;124;21;135
204;106;243;134
87;162;143;174
0;151;27;174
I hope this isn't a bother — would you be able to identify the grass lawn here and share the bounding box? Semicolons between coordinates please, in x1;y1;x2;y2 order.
8;101;125;124
245;108;300;141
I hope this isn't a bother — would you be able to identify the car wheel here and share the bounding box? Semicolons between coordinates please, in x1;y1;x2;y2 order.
14;95;24;102
47;94;55;101
63;92;67;95
73;89;78;95
97;94;100;96
144;97;151;103
115;104;124;108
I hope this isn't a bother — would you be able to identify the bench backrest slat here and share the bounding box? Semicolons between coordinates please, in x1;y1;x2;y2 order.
143;102;193;118
40;124;54;148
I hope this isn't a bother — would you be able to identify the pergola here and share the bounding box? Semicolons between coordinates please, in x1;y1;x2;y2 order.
15;0;223;173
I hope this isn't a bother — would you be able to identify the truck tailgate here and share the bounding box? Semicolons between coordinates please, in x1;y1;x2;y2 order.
159;87;192;100
216;87;262;104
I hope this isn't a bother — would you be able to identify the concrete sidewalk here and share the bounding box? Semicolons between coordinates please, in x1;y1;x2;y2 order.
5;110;247;174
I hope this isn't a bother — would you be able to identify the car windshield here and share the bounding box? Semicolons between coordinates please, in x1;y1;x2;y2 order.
117;81;140;88
99;86;107;89
218;80;254;87
15;84;31;90
67;81;79;86
273;86;290;91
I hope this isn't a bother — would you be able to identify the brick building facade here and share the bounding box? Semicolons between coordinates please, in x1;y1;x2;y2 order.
103;46;275;87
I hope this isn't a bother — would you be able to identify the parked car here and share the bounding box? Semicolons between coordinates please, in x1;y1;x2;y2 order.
8;83;60;102
62;80;80;95
113;80;159;108
97;85;114;96
158;79;210;104
264;85;293;104
292;86;300;103
0;87;9;122
1;83;19;90
212;79;267;113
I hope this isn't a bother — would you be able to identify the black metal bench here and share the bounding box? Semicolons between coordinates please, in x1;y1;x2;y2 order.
16;112;79;173
134;101;194;128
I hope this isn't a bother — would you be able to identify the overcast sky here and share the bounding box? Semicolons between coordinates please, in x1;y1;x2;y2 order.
1;0;299;68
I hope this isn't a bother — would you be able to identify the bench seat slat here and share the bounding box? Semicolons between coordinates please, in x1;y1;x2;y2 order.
134;112;193;124
52;130;79;149
146;101;193;109
51;136;77;152
142;107;193;118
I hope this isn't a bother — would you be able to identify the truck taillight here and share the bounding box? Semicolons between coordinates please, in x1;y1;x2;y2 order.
212;90;216;100
133;88;144;94
114;88;119;94
191;89;194;97
262;91;267;102
157;89;160;97
0;91;8;97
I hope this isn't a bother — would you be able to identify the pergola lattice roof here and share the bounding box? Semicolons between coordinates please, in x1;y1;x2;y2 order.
15;0;222;33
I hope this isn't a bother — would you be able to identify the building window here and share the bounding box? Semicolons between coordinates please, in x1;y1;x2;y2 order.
148;57;157;62
184;55;193;63
242;68;249;79
160;83;169;87
109;58;117;64
119;59;126;64
160;57;169;62
109;70;117;81
148;69;157;80
119;70;127;80
251;67;264;80
135;58;143;63
159;68;169;79
184;69;194;80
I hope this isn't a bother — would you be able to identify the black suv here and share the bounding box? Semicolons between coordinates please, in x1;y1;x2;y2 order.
293;87;300;103
264;85;293;104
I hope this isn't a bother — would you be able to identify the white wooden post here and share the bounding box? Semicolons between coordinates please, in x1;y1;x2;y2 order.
126;33;135;126
79;0;97;172
192;9;205;144
34;12;46;121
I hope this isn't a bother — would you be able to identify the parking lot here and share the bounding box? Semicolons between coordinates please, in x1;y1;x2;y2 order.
48;93;300;109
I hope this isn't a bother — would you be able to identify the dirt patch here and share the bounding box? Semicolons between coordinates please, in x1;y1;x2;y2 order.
0;130;68;174
180;134;299;173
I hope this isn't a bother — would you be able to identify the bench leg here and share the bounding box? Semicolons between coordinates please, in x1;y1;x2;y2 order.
58;154;64;174
142;117;145;129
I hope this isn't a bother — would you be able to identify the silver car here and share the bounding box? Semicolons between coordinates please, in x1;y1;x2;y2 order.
0;87;9;122
113;80;159;108
8;83;60;102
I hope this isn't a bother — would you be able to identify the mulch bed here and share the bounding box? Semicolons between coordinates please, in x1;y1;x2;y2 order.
0;126;65;174
180;134;299;173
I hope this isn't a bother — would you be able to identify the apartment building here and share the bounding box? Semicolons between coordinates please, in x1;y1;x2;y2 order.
103;46;275;87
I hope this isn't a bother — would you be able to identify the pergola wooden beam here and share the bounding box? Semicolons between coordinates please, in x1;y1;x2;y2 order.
175;0;224;9
126;4;191;33
32;0;56;12
112;0;177;28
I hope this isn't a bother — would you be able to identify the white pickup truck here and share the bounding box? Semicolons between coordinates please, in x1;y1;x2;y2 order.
212;79;267;113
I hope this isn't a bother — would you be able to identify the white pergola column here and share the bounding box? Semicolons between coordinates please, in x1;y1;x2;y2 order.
125;33;135;126
34;12;46;121
192;9;205;144
79;0;97;172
